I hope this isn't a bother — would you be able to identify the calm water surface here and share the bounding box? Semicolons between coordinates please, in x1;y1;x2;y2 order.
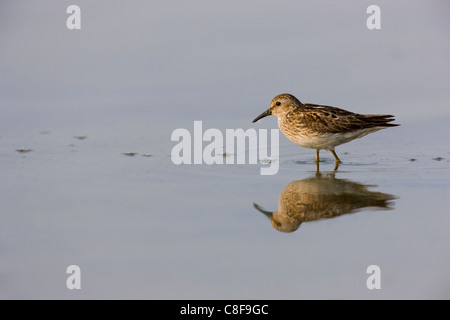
1;1;449;299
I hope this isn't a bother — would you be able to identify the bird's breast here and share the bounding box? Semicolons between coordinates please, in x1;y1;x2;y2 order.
278;117;321;148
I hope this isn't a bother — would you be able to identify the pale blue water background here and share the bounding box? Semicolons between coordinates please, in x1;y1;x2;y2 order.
1;0;449;299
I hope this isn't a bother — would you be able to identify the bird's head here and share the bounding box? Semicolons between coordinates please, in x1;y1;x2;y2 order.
252;93;303;123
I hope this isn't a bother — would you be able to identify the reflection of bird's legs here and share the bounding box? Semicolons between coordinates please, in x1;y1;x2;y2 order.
315;166;322;178
333;162;340;172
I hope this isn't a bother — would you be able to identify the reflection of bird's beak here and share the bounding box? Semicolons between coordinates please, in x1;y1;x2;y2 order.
252;109;271;123
253;203;272;219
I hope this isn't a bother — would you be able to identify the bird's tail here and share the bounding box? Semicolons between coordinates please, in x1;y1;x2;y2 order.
361;114;400;127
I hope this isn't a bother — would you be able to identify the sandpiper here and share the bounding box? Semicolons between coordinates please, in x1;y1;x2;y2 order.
253;93;399;164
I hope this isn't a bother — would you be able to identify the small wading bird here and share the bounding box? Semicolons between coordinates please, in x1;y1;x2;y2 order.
253;93;399;165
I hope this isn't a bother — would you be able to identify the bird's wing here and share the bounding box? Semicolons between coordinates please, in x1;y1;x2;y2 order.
298;104;377;133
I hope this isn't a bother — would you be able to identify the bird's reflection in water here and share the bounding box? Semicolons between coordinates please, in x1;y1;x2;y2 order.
254;172;396;233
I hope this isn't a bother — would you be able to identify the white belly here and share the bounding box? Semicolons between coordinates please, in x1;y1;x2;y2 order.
282;127;382;150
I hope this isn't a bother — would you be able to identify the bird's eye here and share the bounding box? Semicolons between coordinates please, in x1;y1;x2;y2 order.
276;101;281;106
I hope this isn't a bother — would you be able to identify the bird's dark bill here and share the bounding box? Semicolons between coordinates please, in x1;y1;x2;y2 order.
252;109;272;123
253;203;272;219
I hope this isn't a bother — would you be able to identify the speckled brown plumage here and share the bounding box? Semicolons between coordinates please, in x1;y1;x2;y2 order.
253;93;399;164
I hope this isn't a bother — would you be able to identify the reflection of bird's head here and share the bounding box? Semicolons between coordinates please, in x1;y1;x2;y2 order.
253;203;302;233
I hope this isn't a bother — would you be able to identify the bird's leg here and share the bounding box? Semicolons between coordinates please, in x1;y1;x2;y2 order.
330;149;341;164
315;149;320;163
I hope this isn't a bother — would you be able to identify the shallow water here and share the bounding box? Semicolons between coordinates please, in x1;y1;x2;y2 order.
1;1;450;299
